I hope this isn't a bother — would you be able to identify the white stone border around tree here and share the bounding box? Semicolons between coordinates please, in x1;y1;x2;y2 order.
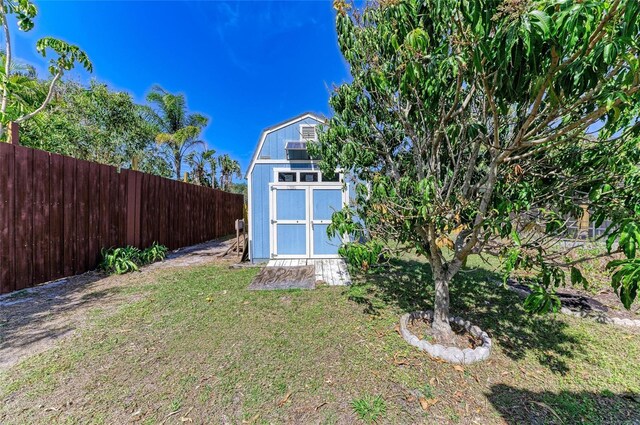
400;311;492;364
495;280;640;328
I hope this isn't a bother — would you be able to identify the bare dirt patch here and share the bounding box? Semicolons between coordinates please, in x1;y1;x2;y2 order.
0;238;237;371
407;317;482;349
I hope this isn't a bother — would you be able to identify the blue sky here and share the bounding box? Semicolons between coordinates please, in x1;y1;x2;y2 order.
11;1;351;174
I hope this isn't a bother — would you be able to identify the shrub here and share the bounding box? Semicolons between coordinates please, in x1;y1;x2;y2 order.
99;242;168;275
139;242;168;265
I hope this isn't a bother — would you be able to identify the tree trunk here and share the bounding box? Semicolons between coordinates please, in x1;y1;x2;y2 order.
0;1;12;140
432;270;453;339
175;157;182;180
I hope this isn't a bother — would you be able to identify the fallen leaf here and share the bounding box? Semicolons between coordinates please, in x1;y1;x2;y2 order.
393;353;409;366
406;395;416;403
454;391;463;399
419;397;438;411
277;391;292;407
180;418;193;423
394;325;401;335
315;402;327;411
429;377;436;386
453;365;464;373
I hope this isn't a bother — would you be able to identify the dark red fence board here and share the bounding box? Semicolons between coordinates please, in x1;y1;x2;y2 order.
32;149;50;284
87;162;100;269
0;143;15;293
49;153;64;281
62;156;76;277
14;147;33;290
76;160;90;273
98;165;109;252
0;144;244;294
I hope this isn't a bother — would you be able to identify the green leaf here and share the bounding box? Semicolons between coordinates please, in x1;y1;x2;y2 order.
529;10;552;37
511;229;521;246
606;232;618;254
523;285;561;314
570;266;587;289
604;43;617;65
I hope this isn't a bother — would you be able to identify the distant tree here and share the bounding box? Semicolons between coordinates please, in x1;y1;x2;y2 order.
218;154;241;191
20;80;172;176
143;85;208;179
0;0;92;140
227;182;247;198
185;149;217;187
313;0;640;339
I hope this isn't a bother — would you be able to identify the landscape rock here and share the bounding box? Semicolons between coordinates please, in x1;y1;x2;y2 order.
399;311;492;364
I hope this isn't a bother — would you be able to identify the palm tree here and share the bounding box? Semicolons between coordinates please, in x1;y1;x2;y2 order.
143;85;208;179
185;149;217;187
218;154;242;191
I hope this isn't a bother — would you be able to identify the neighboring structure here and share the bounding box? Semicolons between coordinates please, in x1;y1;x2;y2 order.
246;112;351;263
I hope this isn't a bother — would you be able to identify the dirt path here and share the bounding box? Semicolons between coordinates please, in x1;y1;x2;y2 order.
0;238;238;371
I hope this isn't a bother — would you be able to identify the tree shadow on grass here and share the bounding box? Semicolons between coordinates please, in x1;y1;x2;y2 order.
487;384;640;424
0;272;126;369
348;258;580;374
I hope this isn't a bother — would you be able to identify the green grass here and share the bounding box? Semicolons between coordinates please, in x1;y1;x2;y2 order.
1;256;639;424
351;394;387;423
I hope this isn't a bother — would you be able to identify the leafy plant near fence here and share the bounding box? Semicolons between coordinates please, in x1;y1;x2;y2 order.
99;242;168;275
139;242;169;265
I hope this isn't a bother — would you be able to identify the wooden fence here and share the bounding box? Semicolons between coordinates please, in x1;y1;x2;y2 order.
0;143;244;294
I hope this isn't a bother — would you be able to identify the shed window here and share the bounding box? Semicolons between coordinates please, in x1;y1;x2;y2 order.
300;125;317;141
322;172;340;182
278;172;297;182
300;172;319;182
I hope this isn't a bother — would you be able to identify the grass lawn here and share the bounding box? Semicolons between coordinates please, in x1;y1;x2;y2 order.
1;255;639;424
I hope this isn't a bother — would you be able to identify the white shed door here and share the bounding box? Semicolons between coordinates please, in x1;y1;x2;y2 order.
270;185;344;259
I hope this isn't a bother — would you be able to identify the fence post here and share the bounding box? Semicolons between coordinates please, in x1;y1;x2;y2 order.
8;122;19;145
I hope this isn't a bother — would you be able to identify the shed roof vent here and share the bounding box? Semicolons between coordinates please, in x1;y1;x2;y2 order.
300;125;317;141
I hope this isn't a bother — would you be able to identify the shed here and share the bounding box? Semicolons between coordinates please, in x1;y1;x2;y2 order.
246;112;351;263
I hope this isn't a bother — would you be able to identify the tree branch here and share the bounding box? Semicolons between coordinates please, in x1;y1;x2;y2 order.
14;71;62;124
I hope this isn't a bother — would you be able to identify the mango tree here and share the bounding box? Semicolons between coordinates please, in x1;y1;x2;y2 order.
312;0;640;339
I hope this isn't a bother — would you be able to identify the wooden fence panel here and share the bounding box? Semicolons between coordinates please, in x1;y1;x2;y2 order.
14;147;33;290
0;144;244;294
33;149;51;284
49;153;64;281
0;143;15;293
75;160;89;273
87;161;101;270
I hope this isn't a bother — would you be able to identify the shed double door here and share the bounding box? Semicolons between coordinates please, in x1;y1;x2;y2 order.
270;185;343;258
